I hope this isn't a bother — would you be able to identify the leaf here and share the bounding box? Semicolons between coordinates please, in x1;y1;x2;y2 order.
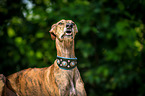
7;27;15;37
36;51;43;59
15;37;23;44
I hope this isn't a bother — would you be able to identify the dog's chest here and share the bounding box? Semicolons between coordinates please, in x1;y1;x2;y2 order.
54;70;74;83
54;69;76;95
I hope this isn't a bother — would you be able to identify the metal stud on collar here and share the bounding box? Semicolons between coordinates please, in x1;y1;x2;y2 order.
56;56;77;70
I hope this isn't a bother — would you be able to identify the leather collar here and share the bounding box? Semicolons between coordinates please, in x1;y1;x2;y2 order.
56;56;77;70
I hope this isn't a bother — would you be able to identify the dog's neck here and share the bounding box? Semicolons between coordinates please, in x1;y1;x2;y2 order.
56;38;75;58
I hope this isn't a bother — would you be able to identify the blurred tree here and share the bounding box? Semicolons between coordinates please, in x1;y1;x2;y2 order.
0;0;145;96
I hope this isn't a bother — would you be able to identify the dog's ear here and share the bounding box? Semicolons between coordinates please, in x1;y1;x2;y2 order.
74;24;78;34
49;24;57;40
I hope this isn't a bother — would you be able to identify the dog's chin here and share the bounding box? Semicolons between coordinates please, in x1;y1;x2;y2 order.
64;35;73;40
62;35;73;41
61;31;74;41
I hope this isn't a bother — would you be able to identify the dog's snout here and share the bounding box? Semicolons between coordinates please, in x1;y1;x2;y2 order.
66;23;73;28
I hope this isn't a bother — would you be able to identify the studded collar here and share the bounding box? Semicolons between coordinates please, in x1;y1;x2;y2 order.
56;56;77;70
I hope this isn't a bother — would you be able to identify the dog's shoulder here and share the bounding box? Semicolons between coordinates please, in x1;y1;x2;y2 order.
6;67;53;95
7;67;49;82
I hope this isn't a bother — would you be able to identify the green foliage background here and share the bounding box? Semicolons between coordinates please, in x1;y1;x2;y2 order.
0;0;145;95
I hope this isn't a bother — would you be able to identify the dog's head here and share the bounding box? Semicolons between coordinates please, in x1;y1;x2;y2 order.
49;19;78;41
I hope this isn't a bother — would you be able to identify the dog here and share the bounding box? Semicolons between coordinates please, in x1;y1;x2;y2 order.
0;19;87;96
0;74;17;96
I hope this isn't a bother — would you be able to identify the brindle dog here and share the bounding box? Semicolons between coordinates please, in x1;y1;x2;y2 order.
0;20;87;96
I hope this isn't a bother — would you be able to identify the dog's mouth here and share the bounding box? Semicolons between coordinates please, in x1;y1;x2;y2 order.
65;29;72;36
61;29;73;39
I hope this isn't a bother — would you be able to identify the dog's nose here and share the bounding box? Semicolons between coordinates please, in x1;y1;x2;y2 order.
66;23;73;28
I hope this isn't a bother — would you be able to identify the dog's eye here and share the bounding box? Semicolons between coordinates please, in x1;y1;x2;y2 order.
58;22;63;25
72;23;75;26
70;23;75;27
70;24;73;28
